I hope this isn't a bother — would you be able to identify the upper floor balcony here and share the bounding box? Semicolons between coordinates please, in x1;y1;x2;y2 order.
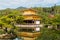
15;24;43;28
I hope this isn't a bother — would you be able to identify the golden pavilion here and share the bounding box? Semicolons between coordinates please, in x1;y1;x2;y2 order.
16;9;42;40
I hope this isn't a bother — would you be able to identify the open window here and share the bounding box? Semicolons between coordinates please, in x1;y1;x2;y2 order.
23;20;34;24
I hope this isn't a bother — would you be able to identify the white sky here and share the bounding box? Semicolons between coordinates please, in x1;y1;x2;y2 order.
0;0;60;9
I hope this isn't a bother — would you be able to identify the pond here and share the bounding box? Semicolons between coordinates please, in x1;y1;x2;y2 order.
13;37;24;40
0;37;22;40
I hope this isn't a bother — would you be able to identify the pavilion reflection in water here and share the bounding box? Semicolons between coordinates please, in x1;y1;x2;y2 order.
15;9;42;40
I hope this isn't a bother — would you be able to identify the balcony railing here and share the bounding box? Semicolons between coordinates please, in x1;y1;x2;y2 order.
15;24;43;27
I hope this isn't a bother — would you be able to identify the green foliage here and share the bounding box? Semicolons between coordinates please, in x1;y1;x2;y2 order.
16;16;24;24
0;9;23;28
0;29;5;34
0;5;60;38
36;28;60;40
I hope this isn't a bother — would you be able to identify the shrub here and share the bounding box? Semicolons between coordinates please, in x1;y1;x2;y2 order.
36;28;60;40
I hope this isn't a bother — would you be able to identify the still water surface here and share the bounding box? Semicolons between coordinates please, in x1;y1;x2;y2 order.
13;38;22;40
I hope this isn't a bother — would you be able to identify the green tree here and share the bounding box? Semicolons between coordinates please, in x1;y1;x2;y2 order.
36;28;60;40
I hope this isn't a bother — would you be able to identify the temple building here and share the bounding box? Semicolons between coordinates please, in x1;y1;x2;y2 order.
15;9;42;40
23;9;41;24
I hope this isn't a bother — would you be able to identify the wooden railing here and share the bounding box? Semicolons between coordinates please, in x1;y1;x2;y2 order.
15;24;43;27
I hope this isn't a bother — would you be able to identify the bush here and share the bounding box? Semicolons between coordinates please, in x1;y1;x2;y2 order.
36;28;60;40
0;29;5;34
